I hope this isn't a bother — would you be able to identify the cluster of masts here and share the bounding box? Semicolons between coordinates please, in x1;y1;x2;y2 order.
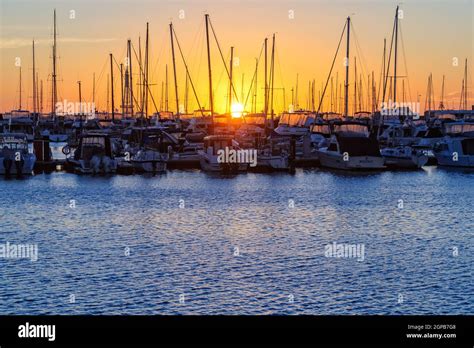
10;6;472;121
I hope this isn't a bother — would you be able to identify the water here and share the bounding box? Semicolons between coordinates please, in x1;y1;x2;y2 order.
0;167;473;315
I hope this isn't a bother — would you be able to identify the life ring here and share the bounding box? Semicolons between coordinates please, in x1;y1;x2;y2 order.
62;145;71;155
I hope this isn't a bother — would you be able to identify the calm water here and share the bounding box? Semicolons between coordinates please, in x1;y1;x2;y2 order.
0;166;473;315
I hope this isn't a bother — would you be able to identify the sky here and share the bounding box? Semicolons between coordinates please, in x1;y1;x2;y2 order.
0;0;473;114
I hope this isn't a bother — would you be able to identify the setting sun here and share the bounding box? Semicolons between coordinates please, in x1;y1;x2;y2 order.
231;102;244;118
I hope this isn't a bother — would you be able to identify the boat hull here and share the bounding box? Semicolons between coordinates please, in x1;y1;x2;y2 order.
317;150;385;170
0;154;36;175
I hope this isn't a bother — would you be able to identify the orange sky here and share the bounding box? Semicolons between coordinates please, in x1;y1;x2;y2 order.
1;0;473;114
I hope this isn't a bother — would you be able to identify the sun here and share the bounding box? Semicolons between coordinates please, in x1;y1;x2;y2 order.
231;102;244;118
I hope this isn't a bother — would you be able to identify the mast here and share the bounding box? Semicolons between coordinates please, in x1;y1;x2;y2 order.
205;14;214;119
393;5;399;105
295;73;299;109
253;58;258;113
40;80;43;113
110;53;115;121
270;33;275;128
52;9;57;119
120;63;124;117
264;38;268;116
464;58;468;110
439;75;445;110
354;57;357;114
165;64;169;111
344;16;350;118
32;40;36;114
228;46;234;115
127;39;134;117
19;66;22;110
170;22;180;118
78;80;82;131
36;72;39;115
144;22;149;119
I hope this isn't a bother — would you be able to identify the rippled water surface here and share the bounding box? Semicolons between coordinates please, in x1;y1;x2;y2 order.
0;167;473;314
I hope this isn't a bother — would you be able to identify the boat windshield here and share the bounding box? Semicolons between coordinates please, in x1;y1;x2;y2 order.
445;123;474;135
82;136;106;147
311;124;331;134
334;124;369;136
0;135;28;151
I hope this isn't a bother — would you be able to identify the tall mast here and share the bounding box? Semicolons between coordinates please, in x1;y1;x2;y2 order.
228;46;234;115
40;80;43;113
464;59;468;110
253;58;258;113
107;74;109;114
78;80;82;132
32;40;36;114
110;53;115;121
354;57;357;114
19;66;22;110
170;22;180;118
204;14;214;118
264;38;268;116
52;9;57;118
144;22;149;118
393;6;399;105
36;72;39;115
344;16;350;118
165;64;169;111
439;75;445;110
120;63;124;117
270;33;275;127
295;73;299;109
127;39;134;117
